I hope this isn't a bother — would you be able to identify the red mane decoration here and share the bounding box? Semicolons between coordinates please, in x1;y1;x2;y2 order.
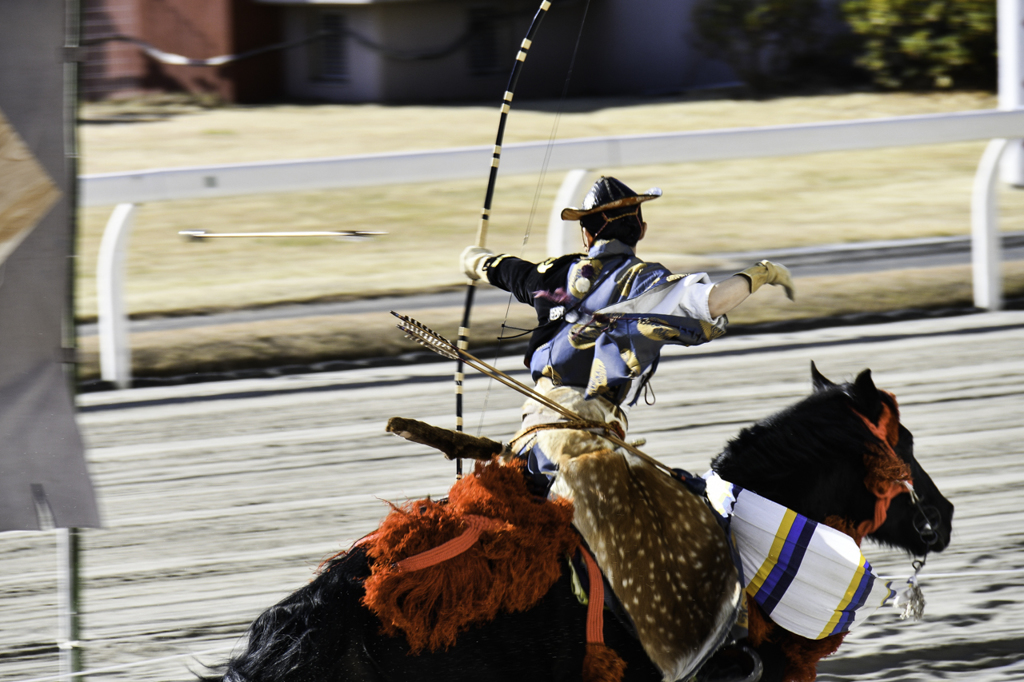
358;459;579;654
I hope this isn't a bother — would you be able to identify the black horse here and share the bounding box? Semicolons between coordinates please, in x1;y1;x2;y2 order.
199;366;953;682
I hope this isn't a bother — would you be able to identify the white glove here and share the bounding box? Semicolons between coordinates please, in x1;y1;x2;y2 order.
460;245;494;281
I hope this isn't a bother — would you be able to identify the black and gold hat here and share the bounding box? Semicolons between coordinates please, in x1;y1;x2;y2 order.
560;176;662;221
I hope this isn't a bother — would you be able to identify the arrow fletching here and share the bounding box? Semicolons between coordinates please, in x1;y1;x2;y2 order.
392;312;460;361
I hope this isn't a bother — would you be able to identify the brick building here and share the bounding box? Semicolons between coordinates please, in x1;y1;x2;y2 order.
81;0;284;102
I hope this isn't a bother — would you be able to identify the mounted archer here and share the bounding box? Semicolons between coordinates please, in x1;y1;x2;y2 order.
454;175;799;678
460;175;795;492
199;363;954;682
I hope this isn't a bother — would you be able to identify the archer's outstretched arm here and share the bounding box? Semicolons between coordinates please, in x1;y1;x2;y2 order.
708;260;795;318
460;246;576;306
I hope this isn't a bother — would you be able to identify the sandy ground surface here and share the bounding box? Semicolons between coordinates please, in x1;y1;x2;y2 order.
2;310;1022;681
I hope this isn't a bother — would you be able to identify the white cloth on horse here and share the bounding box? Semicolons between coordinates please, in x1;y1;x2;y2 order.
703;471;898;640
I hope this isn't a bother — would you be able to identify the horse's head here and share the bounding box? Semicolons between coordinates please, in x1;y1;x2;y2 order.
711;363;953;557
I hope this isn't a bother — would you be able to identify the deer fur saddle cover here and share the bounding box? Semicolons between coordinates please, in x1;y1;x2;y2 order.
551;448;742;681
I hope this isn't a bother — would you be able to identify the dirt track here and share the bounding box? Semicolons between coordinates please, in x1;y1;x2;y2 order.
3;310;1023;681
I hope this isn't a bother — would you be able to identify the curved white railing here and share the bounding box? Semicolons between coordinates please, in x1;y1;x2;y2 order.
82;108;1024;387
81;109;1024;206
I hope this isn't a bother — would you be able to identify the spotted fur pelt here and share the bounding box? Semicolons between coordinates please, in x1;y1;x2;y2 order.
553;448;741;681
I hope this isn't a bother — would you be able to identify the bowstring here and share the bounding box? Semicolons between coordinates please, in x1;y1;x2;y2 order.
474;0;593;437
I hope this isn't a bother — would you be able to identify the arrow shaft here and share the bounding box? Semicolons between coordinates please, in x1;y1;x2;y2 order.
179;230;384;239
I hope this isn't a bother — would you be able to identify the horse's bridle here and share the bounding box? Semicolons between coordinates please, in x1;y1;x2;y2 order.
854;394;941;552
903;480;942;549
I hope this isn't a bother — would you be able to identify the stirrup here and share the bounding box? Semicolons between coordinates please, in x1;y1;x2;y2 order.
695;642;763;682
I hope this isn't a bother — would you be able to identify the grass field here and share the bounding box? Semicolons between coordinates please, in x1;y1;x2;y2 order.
76;90;1024;379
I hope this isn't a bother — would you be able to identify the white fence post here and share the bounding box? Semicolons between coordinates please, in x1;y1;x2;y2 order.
547;169;597;257
998;0;1024;185
97;203;135;388
971;139;1009;311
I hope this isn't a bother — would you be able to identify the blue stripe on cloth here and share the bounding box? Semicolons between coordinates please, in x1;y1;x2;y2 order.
830;558;876;635
757;514;818;614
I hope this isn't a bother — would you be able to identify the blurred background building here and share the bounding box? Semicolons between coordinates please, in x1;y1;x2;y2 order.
81;0;283;102
79;0;740;103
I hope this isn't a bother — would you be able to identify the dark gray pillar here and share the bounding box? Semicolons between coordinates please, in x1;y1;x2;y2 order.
0;0;99;533
1;2;99;679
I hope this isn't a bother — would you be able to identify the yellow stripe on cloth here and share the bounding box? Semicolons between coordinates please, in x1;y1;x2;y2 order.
708;472;893;639
747;508;797;596
818;556;868;638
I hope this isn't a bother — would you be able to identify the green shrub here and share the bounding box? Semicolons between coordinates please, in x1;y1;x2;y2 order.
691;0;835;92
841;0;996;90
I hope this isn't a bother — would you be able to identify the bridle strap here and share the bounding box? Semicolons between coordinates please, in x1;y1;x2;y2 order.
852;394;911;542
855;478;910;541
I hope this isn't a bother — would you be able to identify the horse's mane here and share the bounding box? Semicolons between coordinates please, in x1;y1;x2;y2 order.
197;547;371;682
712;383;881;526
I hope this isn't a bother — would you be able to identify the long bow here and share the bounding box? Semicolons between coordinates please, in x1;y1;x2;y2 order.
453;0;553;476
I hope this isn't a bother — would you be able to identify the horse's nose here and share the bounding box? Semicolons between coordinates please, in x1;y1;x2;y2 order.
915;505;949;551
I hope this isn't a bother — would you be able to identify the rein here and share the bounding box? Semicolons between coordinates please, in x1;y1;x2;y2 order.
509;419;627;453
